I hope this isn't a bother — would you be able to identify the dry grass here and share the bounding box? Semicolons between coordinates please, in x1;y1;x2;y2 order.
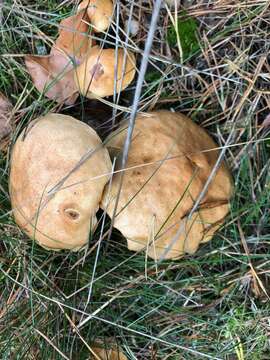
1;0;270;359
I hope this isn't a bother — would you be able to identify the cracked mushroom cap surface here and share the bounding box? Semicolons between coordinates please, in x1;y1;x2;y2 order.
75;46;136;99
101;110;233;260
9;113;112;251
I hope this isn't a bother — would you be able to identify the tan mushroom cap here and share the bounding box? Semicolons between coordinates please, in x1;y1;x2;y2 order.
101;110;233;260
78;0;114;33
10;113;112;251
91;345;127;360
75;46;136;99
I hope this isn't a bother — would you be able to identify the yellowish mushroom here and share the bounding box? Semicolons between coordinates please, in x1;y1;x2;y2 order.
75;46;136;98
91;345;127;360
101;110;233;260
9;113;112;251
78;0;114;33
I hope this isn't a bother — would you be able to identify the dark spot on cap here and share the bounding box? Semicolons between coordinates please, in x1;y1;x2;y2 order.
90;63;104;81
143;156;151;163
64;208;80;221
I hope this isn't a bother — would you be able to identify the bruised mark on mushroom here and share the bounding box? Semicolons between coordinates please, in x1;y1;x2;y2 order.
90;63;104;81
64;208;80;220
142;156;151;163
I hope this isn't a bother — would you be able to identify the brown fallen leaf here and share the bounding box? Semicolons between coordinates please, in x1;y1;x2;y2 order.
0;92;13;141
25;53;78;105
54;12;94;60
90;346;127;360
25;12;93;105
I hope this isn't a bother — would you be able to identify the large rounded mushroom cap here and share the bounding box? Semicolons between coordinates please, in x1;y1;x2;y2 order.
101;110;233;260
10;113;112;251
75;46;136;99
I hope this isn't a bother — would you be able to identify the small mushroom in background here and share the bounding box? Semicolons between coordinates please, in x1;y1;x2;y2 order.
90;344;127;360
101;110;233;260
75;46;136;99
78;0;114;33
9;113;112;251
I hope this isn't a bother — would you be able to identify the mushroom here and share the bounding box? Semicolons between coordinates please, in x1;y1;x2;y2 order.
91;345;127;360
101;110;233;260
78;0;114;33
9;113;112;251
75;46;136;98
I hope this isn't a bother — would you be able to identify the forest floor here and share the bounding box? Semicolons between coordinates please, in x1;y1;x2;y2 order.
0;1;270;359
